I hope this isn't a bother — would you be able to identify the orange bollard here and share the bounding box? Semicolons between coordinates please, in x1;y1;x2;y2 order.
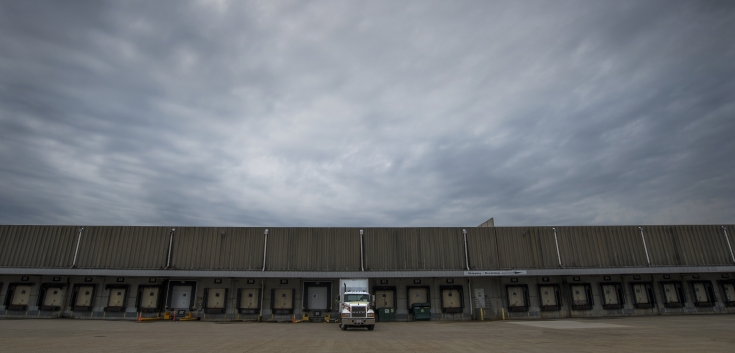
137;312;142;322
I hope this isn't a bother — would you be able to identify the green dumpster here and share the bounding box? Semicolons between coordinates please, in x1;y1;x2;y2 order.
411;303;431;321
378;307;395;322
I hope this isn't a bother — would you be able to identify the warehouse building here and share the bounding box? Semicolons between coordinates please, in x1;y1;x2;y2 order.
1;224;734;321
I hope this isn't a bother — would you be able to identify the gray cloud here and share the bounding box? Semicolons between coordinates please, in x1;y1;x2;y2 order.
0;0;733;227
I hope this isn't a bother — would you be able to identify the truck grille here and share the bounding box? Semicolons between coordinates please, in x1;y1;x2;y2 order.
351;306;367;318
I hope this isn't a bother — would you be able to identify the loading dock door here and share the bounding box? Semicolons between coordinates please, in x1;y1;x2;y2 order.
692;283;708;303
507;285;528;311
441;289;462;313
375;290;394;308
207;289;226;309
205;288;226;314
140;287;159;310
171;285;192;309
723;283;735;303
108;288;126;307
663;283;679;304
539;285;558;309
632;284;649;304
307;286;327;310
43;288;63;309
408;287;428;306
12;285;32;308
273;288;293;309
602;284;619;305
572;285;589;307
442;289;462;309
240;288;259;309
75;286;95;309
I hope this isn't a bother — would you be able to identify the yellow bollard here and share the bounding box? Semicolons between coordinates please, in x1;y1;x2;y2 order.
502;308;505;320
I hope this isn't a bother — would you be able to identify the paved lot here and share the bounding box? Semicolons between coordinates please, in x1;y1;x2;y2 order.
1;315;734;352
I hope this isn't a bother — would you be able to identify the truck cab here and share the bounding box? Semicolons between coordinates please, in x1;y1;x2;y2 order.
338;280;375;331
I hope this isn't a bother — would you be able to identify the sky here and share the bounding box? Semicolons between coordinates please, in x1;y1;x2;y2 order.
0;0;733;227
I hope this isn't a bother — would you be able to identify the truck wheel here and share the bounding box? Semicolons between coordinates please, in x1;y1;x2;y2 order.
367;325;375;331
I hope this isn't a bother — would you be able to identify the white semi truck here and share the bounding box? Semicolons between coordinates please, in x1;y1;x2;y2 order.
338;279;375;331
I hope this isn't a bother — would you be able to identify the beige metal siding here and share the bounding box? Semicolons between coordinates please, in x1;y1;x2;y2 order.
0;225;77;268
465;227;500;270
170;227;265;270
644;225;733;266
265;228;360;271
495;227;558;269
556;226;647;268
75;226;169;269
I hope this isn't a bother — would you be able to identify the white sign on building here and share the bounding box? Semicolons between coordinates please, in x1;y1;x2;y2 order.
464;270;527;276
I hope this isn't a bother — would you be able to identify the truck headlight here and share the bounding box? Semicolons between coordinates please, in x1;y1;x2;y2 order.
367;313;374;318
341;313;350;318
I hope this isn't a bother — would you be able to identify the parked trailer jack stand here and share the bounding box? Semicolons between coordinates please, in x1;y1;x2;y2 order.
178;312;199;321
137;312;164;322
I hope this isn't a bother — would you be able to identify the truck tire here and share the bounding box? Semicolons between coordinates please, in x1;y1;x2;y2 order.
367;325;375;331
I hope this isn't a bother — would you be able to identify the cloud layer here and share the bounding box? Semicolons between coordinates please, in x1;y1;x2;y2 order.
1;1;733;226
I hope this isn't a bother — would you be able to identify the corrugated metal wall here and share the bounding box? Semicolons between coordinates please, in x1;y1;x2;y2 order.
265;228;360;271
414;228;465;270
556;226;648;268
466;227;500;270
363;228;404;270
727;225;735;262
170;227;266;270
363;228;465;270
1;225;734;271
495;227;558;269
75;226;170;269
0;225;77;268
643;225;733;266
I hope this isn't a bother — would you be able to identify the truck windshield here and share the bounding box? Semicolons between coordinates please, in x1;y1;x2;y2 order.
345;294;369;302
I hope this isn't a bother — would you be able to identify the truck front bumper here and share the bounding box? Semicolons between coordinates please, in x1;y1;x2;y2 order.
341;317;375;326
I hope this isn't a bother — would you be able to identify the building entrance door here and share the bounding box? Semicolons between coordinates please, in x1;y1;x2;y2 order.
473;288;486;309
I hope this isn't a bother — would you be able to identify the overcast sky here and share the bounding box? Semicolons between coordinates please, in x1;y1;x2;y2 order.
0;1;733;227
